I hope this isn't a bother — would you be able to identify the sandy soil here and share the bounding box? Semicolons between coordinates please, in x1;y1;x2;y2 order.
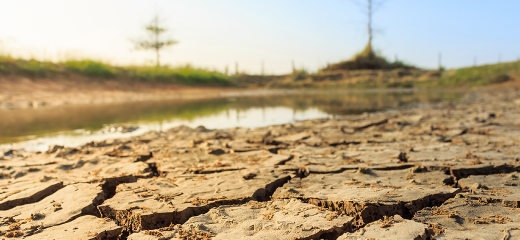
0;75;239;109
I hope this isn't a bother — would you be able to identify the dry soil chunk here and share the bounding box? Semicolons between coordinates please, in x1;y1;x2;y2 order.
93;161;151;178
458;172;520;207
0;181;63;210
458;172;519;191
338;215;427;240
274;132;311;143
25;215;122;240
413;197;520;240
0;183;104;234
273;168;458;225
228;140;276;153
98;168;290;231
128;199;354;240
2;155;150;185
234;150;292;166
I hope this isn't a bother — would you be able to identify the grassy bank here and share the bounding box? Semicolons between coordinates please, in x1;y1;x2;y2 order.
323;60;520;89
432;61;520;87
1;55;518;89
0;56;232;86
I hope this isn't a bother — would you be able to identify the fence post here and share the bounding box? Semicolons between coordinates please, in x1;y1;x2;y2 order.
438;52;442;70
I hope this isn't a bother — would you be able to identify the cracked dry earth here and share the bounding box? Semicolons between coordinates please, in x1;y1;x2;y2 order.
2;88;520;240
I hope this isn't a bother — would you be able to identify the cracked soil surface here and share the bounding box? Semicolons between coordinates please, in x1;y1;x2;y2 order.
1;87;520;239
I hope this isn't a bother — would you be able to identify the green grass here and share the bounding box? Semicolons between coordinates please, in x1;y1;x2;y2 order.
126;65;231;86
64;60;117;78
0;55;61;77
434;61;520;87
0;55;232;86
344;61;520;89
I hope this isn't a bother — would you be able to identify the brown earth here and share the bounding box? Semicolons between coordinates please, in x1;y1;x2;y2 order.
1;86;520;239
3;69;519;110
0;74;239;109
233;68;442;88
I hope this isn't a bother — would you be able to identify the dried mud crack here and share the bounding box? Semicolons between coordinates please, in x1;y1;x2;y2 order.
273;168;459;228
2;87;520;239
97;169;292;233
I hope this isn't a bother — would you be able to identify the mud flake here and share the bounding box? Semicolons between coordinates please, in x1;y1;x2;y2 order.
474;214;512;224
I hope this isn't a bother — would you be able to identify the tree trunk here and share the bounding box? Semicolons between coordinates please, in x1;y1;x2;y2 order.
367;0;373;47
156;47;160;67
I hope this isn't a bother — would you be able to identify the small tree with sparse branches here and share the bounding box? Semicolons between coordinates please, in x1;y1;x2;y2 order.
358;0;384;58
322;0;414;71
135;14;178;67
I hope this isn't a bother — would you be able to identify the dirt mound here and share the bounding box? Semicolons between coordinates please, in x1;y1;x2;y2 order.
322;44;414;72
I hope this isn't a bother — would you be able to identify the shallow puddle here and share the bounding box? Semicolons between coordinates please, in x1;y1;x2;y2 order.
0;89;464;151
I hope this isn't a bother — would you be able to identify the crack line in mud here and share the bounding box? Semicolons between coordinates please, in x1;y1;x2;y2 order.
449;164;519;179
290;189;458;232
97;175;293;235
98;176;141;201
0;181;64;211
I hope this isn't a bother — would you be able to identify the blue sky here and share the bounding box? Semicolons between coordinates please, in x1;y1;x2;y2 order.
0;0;519;74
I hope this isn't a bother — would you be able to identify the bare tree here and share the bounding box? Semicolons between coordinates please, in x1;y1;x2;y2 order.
367;0;373;48
353;0;385;53
135;14;178;67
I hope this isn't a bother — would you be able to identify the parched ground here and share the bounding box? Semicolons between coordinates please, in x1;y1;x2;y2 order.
1;87;520;239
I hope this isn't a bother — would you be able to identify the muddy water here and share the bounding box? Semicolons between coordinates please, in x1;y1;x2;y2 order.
0;89;463;151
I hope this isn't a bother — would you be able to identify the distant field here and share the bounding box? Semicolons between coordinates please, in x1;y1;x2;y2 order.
233;61;520;89
1;55;518;89
0;56;232;86
432;61;520;87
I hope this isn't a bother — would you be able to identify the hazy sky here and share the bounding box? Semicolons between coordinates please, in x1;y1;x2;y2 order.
1;0;519;74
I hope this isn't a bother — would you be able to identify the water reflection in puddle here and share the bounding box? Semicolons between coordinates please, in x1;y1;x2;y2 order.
0;90;464;152
2;107;329;152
